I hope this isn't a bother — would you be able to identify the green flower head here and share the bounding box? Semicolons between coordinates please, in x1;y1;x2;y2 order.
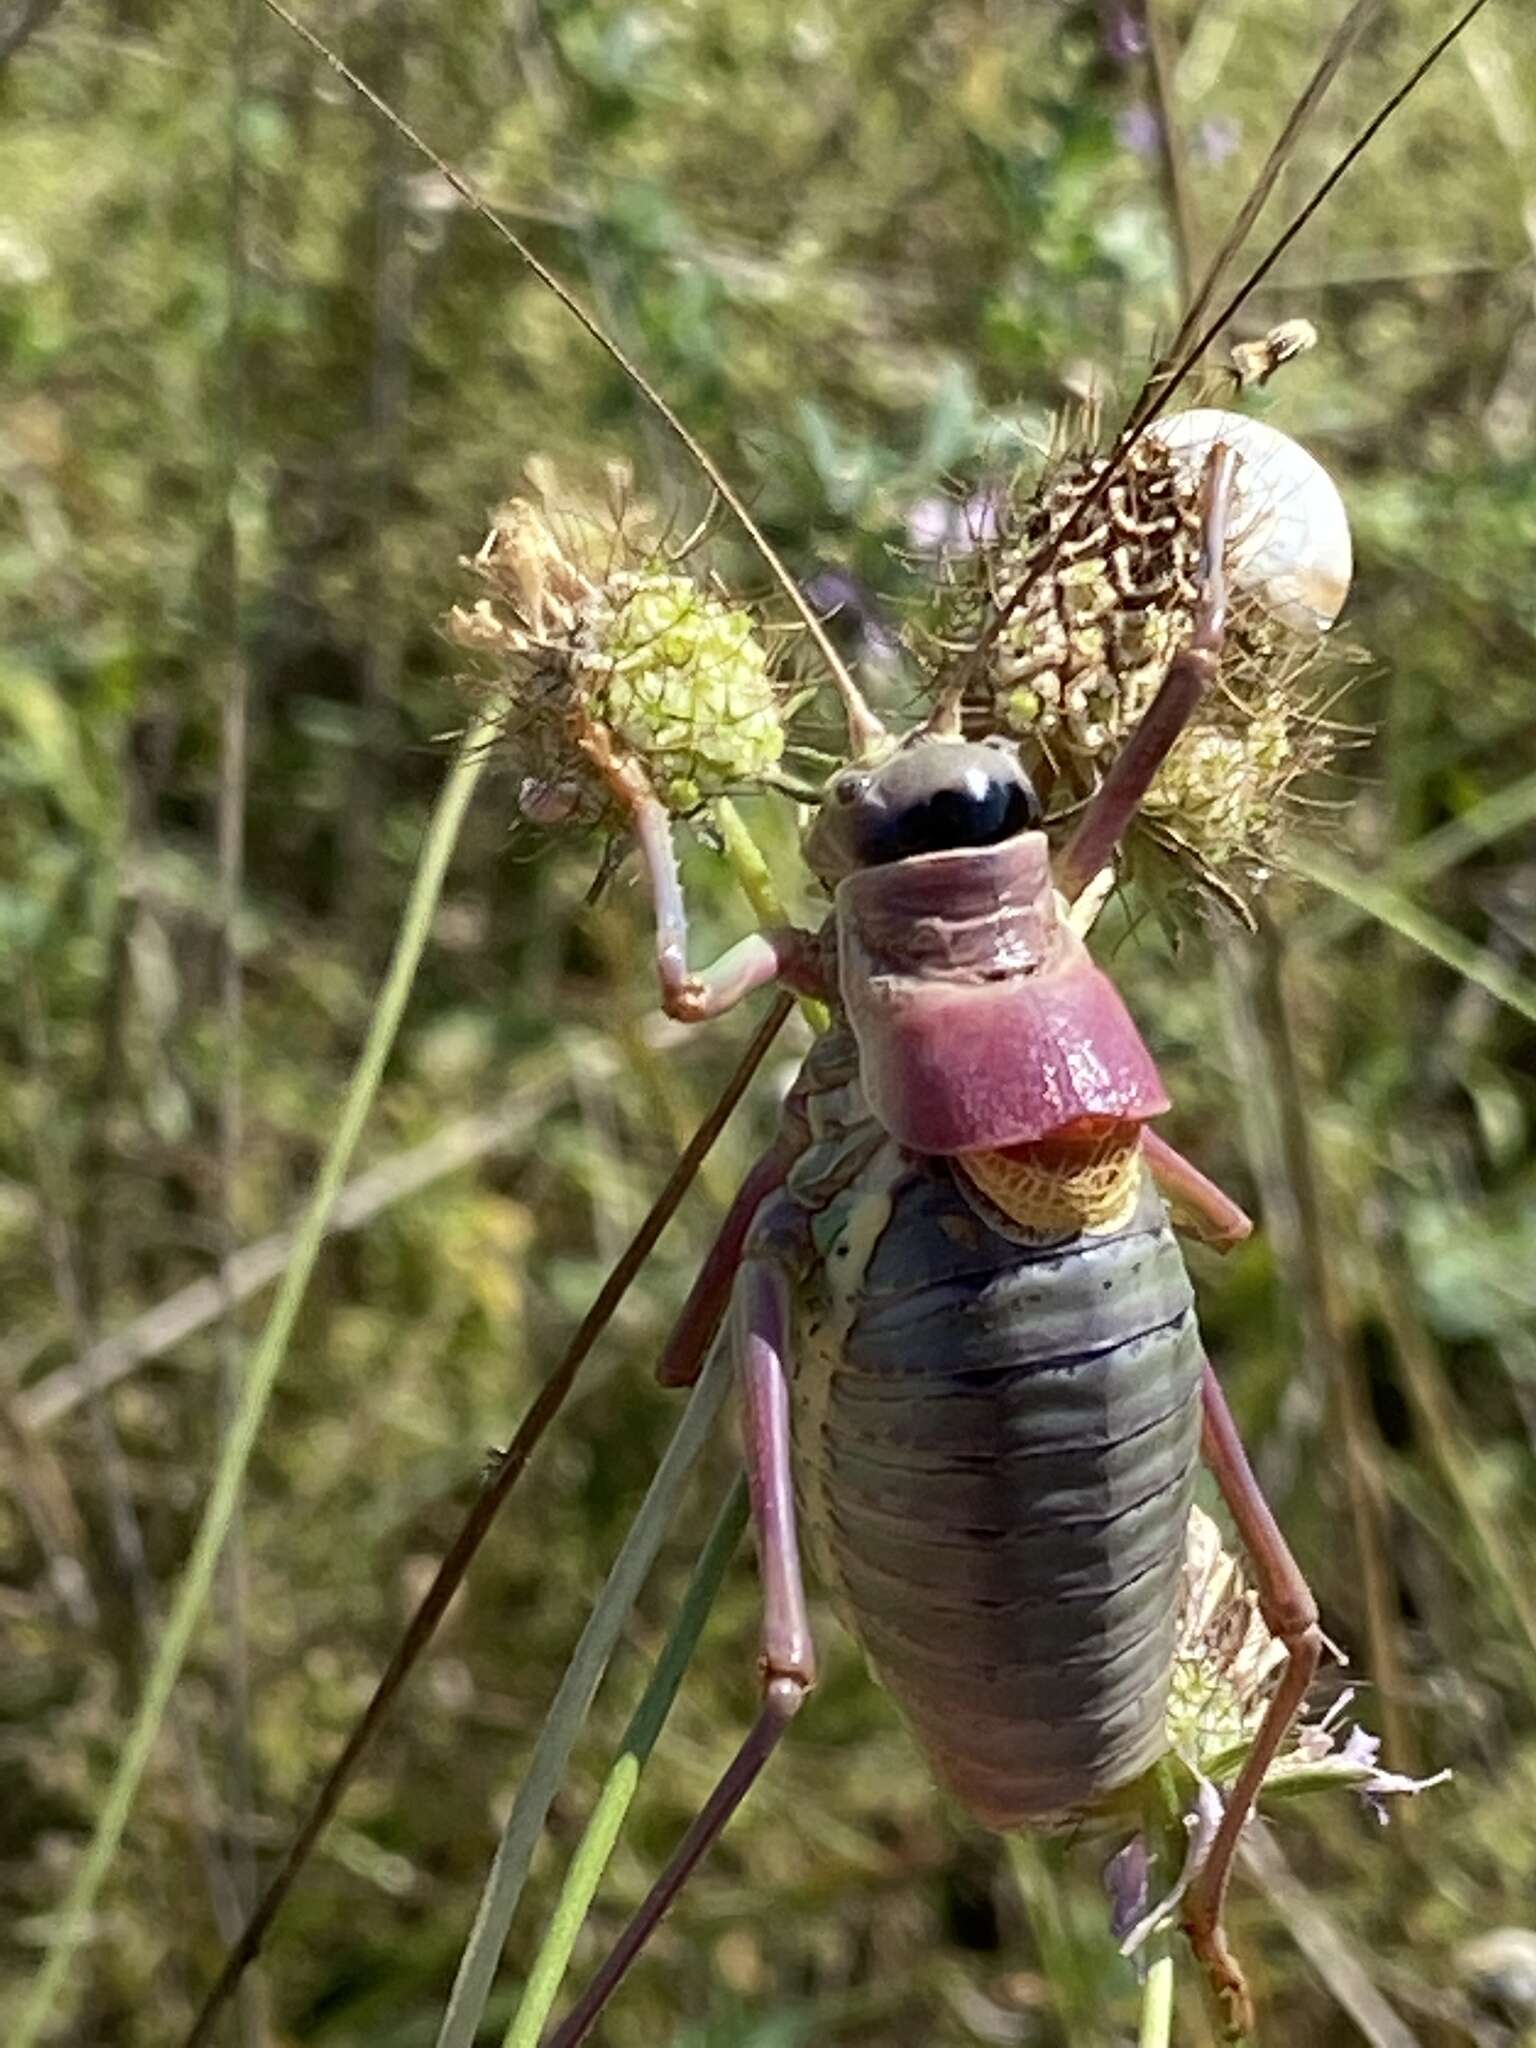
448;469;786;823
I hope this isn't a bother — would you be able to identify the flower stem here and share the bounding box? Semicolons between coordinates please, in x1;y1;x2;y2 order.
712;796;828;1032
501;1479;749;2048
1138;1949;1176;2048
711;796;783;926
16;712;497;2048
434;1339;734;2048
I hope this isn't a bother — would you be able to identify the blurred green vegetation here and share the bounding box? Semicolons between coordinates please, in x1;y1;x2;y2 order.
3;0;1536;2042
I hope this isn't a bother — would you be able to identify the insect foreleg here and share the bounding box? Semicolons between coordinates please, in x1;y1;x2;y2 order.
1056;442;1238;901
1184;1361;1324;2040
546;1212;816;2047
629;791;820;1021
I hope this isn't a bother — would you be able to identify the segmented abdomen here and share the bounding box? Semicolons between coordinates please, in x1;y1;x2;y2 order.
793;1147;1203;1827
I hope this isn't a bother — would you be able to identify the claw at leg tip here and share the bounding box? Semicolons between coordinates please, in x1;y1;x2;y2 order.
1185;1919;1256;2042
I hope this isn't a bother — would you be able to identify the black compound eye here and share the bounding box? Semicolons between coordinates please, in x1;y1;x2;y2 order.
833;775;866;805
861;765;1041;865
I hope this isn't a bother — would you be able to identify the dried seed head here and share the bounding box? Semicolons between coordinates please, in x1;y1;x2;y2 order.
1167;1507;1448;1812
447;469;786;824
1108;1513;1445;1972
914;412;1355;896
1230;317;1320;390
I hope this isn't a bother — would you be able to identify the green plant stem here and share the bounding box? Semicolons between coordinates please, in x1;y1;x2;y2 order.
712;796;828;1033
1371;1240;1536;1672
711;796;784;928
182;997;789;2048
1136;1760;1184;2048
1007;1835;1104;2044
501;1477;749;2048
436;1337;734;2048
1139;1950;1176;2048
1301;764;1536;946
1292;847;1536;1028
16;711;498;2048
1234;912;1417;1773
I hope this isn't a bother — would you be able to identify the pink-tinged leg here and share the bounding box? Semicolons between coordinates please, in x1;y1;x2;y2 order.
546;1253;815;2047
1143;1132;1253;1252
631;796;821;1021
1185;1362;1322;2039
656;1142;802;1387
1056;443;1238;903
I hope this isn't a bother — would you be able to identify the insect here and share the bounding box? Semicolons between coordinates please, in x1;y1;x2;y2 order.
16;3;1514;2046
472;408;1350;2046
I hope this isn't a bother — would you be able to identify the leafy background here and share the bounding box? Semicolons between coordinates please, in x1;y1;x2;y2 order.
3;0;1536;2042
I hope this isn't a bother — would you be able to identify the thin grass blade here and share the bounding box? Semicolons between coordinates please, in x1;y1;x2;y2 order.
183;994;790;2047
15;710;498;2048
502;1476;750;2048
435;1336;735;2048
1292;847;1536;1028
1302;764;1536;946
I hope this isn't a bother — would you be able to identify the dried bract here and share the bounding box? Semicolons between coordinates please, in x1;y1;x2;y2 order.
1166;1504;1287;1775
917;413;1355;893
447;473;787;824
1230;318;1319;390
1167;1507;1448;1813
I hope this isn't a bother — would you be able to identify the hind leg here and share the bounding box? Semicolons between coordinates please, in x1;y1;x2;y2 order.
1185;1360;1322;2039
546;1226;815;2046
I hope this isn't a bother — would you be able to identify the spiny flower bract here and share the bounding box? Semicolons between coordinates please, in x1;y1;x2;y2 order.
1165;1506;1447;1811
447;469;786;825
914;419;1352;900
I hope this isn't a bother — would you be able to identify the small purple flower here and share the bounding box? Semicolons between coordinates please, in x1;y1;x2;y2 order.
1103;3;1148;64
805;569;899;660
1339;1724;1381;1773
1115;104;1161;158
1104;1837;1149;1945
1196;115;1241;169
1112;1784;1223;1960
905;496;957;553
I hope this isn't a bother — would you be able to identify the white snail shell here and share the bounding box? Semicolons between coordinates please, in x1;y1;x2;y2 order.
1143;408;1352;635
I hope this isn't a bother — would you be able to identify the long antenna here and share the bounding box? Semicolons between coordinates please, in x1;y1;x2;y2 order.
1146;0;1497;430
943;0;1497;705
254;0;887;757
1157;0;1385;383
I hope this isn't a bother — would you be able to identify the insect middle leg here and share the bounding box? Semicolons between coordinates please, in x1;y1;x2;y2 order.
546;1206;816;2048
1184;1360;1323;2038
1142;1131;1253;1251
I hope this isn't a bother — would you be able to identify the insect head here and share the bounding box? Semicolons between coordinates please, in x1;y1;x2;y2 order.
804;736;1043;884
